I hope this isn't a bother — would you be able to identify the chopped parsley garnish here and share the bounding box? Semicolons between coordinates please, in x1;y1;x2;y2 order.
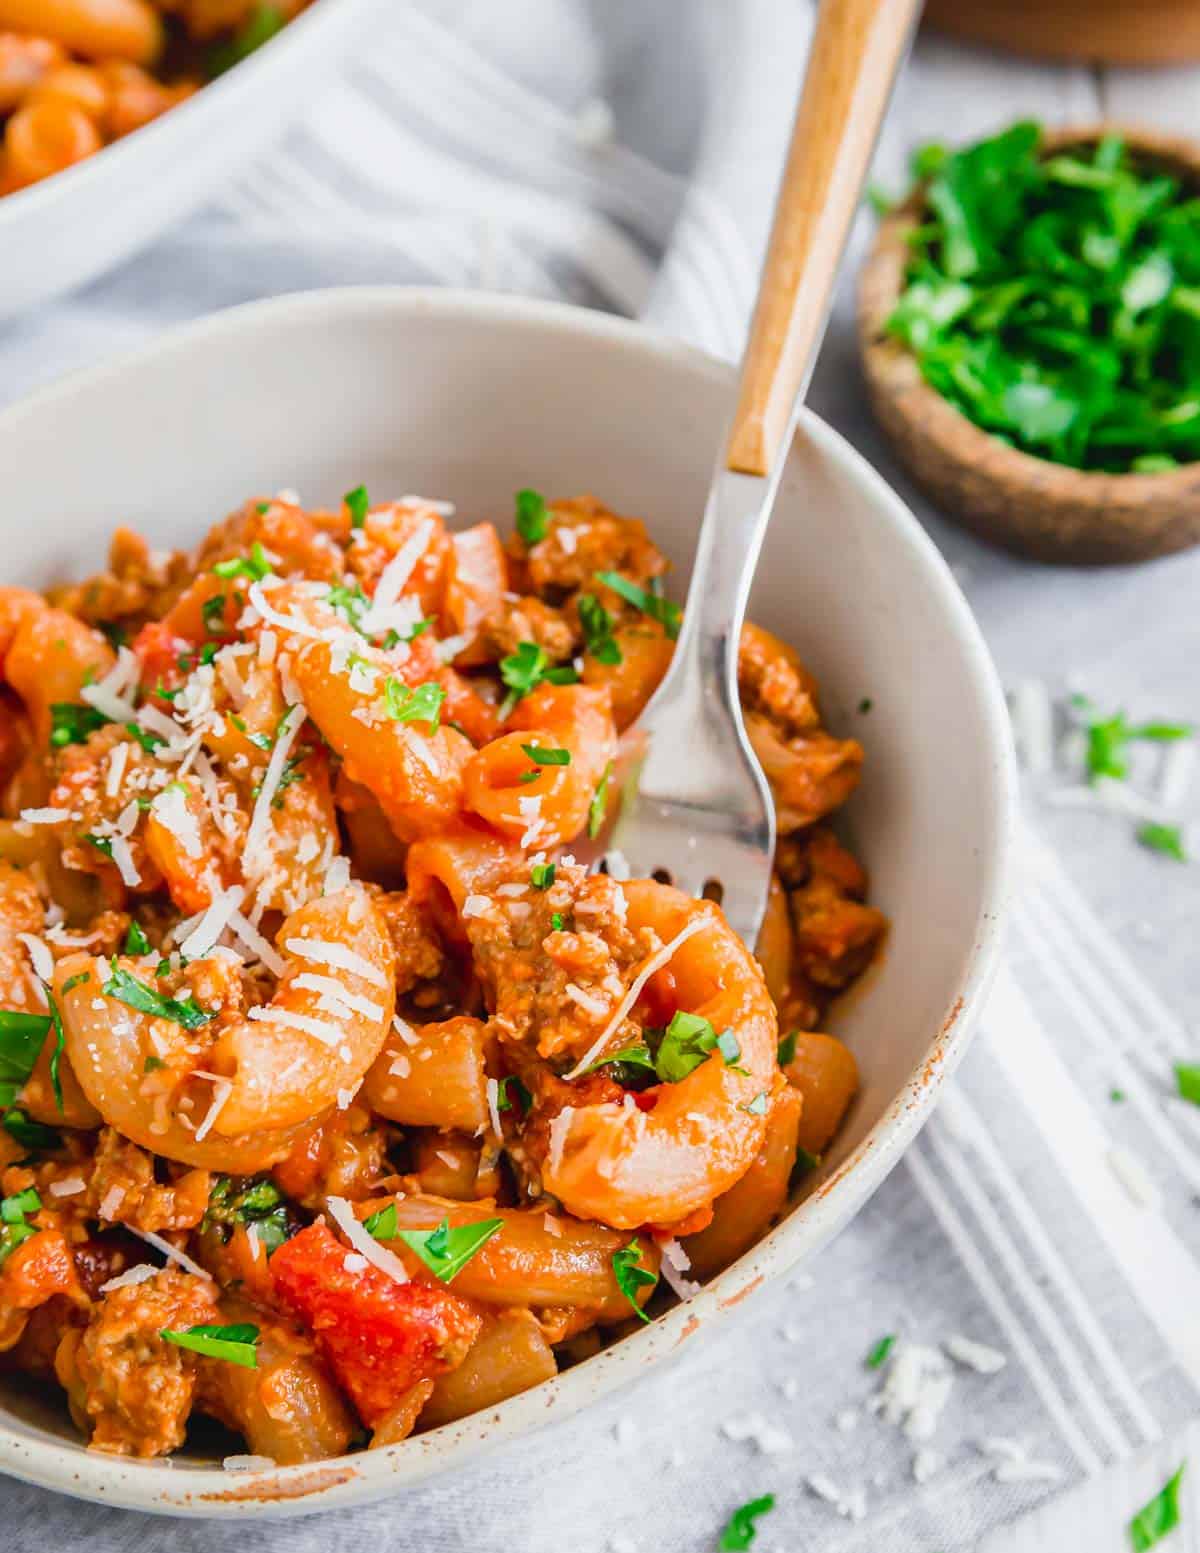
84;833;114;860
655;1011;744;1083
49;702;109;749
45;986;65;1113
206;3;286;77
123;921;151;957
213;541;273;582
62;972;90;994
396;1216;502;1282
383;618;432;649
0;1009;53;1111
201;593;229;634
594;570;681;640
144;1055;166;1073
160;1322;260;1369
325;579;368;630
588;759;614;839
124;722;164;754
611;1238;658;1322
550;912;565;932
887;122;1200;471
102;963;213;1030
577;592;622;664
1129;1462;1186;1550
741;1091;768;1116
1138;822;1188;862
363;1202;398;1240
1;1110;59;1151
718;1493;776;1551
204;1176;291;1253
777;1031;797;1066
530;861;556;890
795;1146;822;1174
495;1075;531;1114
519;743;571;766
858;697;873;714
1175;1064;1200;1106
515;488;549;546
579;1041;656;1082
1;1186;40;1221
383;678;446;731
1110;1087;1126;1103
498;641;579;718
344;484;370;529
866;1333;896;1369
0;1186;39;1265
1077;700;1192;784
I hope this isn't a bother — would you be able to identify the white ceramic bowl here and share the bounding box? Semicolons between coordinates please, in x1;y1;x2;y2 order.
0;289;1015;1516
0;0;386;319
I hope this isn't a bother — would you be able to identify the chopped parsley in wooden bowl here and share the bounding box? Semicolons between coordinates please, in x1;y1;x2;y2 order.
859;122;1200;564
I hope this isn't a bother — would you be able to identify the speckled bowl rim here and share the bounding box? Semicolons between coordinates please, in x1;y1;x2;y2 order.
0;288;1016;1517
859;123;1200;501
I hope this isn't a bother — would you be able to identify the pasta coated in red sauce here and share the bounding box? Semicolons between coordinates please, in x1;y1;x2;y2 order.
0;488;884;1461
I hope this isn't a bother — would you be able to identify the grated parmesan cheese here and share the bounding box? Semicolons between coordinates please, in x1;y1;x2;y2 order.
872;1341;953;1443
546;1106;575;1175
222;1455;276;1473
178;886;245;961
944;1334;1007;1375
657;1236;701;1300
125;1226;214;1282
49;1175;86;1197
326;1196;408;1283
357;519;434;632
226;907;286;977
247;1005;342;1048
80;649;139;723
461;894;490;919
151;786;202;858
19;807;70;825
323;855;351;895
485;1076;503;1138
283;934;387;988
98;1263;160;1294
1108;1144;1161;1210
107;834;141;888
563;915;710;1079
17;931;53;983
1008;679;1053;774
243;703;307;875
293;972;384;1021
721;1412;793;1456
193;1074;233;1143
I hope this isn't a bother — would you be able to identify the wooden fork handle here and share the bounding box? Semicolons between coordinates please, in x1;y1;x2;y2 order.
725;0;921;477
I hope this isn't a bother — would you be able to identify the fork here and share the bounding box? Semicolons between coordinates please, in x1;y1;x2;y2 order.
590;0;921;946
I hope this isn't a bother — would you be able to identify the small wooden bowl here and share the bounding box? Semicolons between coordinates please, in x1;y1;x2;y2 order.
923;0;1200;67
858;125;1200;565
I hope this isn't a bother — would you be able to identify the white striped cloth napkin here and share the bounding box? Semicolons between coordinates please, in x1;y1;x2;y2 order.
3;5;1199;1552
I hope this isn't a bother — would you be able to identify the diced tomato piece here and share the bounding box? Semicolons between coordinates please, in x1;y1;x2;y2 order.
270;1221;481;1427
443;523;507;659
130;620;192;699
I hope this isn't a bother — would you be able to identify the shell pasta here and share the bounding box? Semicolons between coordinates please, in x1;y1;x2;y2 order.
0;486;885;1464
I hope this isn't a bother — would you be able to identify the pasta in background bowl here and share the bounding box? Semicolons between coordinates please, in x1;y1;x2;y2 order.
0;0;386;318
0;289;1014;1515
